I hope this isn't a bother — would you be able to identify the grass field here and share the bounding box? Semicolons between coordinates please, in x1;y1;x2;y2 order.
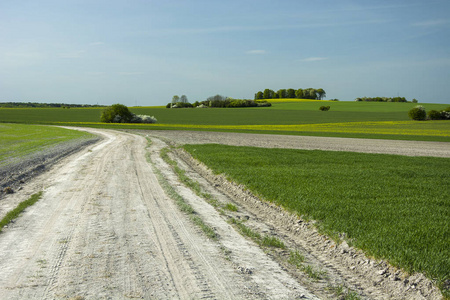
183;144;450;290
0;123;94;166
1;100;448;141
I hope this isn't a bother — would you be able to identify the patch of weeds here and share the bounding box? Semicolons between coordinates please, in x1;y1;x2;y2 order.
0;191;43;232
229;217;261;241
161;147;225;210
154;165;194;215
223;203;238;212
191;215;218;240
302;265;326;280
327;284;361;300
228;217;286;250
150;148;217;241
220;246;232;261
288;250;305;268
288;249;327;280
145;137;152;148
261;235;286;249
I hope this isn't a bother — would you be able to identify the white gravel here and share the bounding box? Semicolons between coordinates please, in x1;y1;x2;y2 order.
141;130;450;157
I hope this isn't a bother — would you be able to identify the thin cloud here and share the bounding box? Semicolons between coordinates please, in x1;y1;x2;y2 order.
299;57;329;62
58;50;86;59
89;42;105;46
117;72;144;76
412;19;449;27
137;19;388;37
246;50;266;55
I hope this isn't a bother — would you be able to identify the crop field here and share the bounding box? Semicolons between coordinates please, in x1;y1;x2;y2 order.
183;144;450;289
0;123;94;166
1;100;448;141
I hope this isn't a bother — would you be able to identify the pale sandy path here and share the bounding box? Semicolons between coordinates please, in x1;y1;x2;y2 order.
0;128;318;299
141;130;450;157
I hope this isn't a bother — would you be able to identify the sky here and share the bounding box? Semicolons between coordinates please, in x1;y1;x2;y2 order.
1;0;450;106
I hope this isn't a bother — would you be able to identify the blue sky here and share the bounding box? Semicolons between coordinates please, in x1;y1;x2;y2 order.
1;0;449;105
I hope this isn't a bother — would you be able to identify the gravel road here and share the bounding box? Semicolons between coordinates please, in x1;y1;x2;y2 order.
0;128;319;299
140;130;450;157
0;128;445;299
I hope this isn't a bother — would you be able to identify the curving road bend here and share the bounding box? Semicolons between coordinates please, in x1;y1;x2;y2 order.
143;130;450;158
0;128;319;299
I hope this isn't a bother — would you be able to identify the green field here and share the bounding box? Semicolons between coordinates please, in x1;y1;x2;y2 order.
1;100;448;141
184;144;450;289
0;123;94;166
1;101;448;124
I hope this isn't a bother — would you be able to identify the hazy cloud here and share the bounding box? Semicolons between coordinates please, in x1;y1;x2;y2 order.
117;72;144;76
139;19;388;37
246;50;266;55
58;50;86;59
412;19;449;27
89;42;105;46
299;57;329;62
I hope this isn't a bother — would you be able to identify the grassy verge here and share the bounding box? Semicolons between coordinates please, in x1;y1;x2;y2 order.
145;144;218;240
0;123;95;166
0;191;43;232
183;144;450;291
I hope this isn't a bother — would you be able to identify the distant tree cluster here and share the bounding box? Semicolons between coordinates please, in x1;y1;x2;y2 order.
166;94;271;108
100;104;157;123
254;88;326;100
355;97;408;102
408;105;450;121
171;95;189;104
167;95;192;108
0;102;105;108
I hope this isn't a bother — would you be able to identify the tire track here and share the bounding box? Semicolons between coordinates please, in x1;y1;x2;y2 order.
0;128;322;299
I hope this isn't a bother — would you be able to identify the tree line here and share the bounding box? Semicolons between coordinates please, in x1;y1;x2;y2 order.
354;97;412;102
167;94;271;108
254;88;326;100
0;102;105;108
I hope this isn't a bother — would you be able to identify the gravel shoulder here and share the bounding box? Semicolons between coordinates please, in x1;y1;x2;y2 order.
0;134;100;195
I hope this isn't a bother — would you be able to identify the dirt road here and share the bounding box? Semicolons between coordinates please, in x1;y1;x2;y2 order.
0;128;445;299
0;129;319;299
140;130;450;158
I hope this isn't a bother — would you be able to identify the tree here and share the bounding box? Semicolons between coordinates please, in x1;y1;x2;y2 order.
277;89;287;98
317;88;326;100
172;95;180;103
408;105;426;120
286;88;296;98
180;95;188;103
255;91;263;100
308;88;318;99
263;89;275;99
207;94;227;102
295;89;303;99
100;103;133;123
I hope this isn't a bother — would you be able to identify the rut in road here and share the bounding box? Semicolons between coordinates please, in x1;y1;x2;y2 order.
0;129;318;299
